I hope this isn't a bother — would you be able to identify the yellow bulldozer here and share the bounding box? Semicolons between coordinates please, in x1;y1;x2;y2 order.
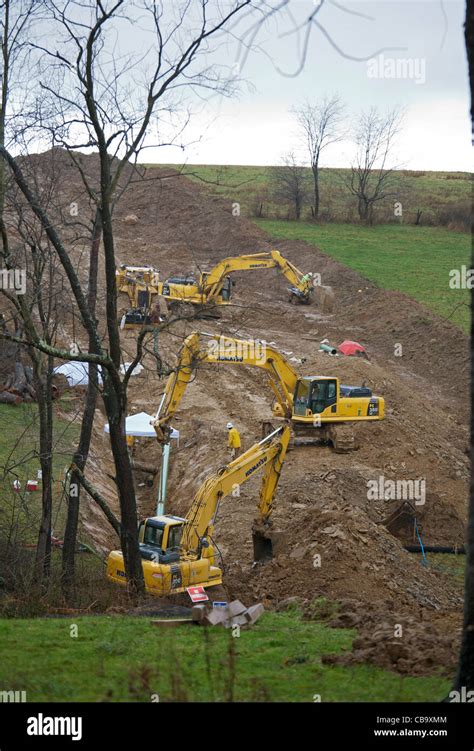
107;426;290;596
153;332;385;452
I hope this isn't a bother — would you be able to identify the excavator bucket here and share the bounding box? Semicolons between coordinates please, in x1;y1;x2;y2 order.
382;501;418;543
253;530;273;562
252;521;282;562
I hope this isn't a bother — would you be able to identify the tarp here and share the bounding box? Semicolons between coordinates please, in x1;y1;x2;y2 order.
53;361;103;387
338;340;367;357
104;411;179;440
119;362;144;376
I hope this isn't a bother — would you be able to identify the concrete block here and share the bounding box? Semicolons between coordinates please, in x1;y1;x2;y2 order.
244;603;265;624
191;604;207;623
228;600;247;617
205;607;229;626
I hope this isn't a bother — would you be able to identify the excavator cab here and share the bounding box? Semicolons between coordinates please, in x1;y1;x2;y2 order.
293;377;338;417
220;276;232;301
293;377;382;422
138;516;185;564
107;513;222;595
137;289;152;308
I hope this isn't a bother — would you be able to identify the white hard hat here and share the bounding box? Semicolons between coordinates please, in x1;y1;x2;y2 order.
227;422;233;429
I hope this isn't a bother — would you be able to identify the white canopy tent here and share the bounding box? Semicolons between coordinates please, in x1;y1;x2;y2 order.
104;411;179;440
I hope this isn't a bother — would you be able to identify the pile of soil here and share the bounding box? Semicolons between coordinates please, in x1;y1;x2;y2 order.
319;600;461;678
225;495;463;612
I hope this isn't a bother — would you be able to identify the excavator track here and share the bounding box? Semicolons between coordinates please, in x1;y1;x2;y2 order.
263;420;358;452
168;301;221;319
325;424;358;453
291;423;358;452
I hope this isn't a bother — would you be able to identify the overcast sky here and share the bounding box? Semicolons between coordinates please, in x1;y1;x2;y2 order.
146;0;470;171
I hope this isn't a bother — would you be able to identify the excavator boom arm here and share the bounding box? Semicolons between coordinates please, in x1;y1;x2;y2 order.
199;250;313;301
153;332;298;441
181;426;290;555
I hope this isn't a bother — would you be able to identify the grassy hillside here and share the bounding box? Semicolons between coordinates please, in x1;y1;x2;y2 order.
257;221;471;332
0;609;450;702
151;164;470;228
145;163;470;330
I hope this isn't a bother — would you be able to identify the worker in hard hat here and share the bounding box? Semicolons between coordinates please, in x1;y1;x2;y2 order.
227;422;241;460
126;434;135;456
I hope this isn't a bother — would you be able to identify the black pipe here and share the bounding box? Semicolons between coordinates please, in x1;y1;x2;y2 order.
404;544;466;554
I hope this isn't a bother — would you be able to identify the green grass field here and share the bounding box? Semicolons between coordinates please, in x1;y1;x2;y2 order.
0;399;80;544
257;221;471;331
0;610;450;702
151;163;471;227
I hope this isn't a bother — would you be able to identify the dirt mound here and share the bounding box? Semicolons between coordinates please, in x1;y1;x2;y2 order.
224;494;463;612
319;601;461;677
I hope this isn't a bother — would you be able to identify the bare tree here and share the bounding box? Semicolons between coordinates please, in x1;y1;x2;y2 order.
0;178;63;589
0;0;277;594
294;95;345;218
271;152;309;220
0;0;59;591
346;107;402;224
61;205;102;599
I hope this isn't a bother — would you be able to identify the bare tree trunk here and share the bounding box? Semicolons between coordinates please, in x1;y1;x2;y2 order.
454;0;474;692
358;197;368;222
62;209;102;598
312;162;320;219
32;354;54;591
368;204;374;226
102;383;143;593
98;154;144;594
0;0;9;218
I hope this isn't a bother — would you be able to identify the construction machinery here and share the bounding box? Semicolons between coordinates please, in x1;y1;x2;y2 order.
115;265;161;328
107;426;290;595
153;332;385;452
116;251;318;325
116;264;161;308
156;251;316;307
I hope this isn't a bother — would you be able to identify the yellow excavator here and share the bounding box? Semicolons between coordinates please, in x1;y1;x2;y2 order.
153;332;385;452
116;251;318;325
156;251;315;306
116;264;160;307
106;426;290;595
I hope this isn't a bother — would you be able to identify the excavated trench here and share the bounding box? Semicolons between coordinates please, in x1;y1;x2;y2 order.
7;150;466;675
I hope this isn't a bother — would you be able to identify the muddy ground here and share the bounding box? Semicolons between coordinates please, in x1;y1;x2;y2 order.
3;150;469;677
